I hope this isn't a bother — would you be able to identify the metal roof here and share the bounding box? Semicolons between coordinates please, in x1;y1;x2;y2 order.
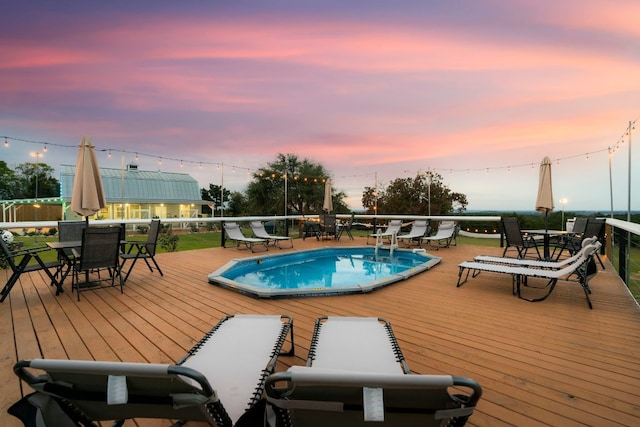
59;165;203;204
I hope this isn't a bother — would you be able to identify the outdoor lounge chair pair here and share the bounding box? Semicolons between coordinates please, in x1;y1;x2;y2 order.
250;221;293;249
11;314;294;427
224;221;269;252
457;240;601;308
265;316;482;427
422;220;457;249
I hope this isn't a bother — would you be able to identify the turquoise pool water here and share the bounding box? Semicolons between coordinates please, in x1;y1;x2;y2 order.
208;246;441;298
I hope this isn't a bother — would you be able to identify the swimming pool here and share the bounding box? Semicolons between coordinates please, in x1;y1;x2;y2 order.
208;246;441;298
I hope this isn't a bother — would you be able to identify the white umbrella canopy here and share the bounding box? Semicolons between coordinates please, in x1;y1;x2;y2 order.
323;178;333;213
71;136;107;219
535;156;554;230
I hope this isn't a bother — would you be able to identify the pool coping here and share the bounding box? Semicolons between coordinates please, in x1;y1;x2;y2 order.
207;245;442;298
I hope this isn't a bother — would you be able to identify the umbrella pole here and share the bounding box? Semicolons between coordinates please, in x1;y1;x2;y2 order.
544;211;549;231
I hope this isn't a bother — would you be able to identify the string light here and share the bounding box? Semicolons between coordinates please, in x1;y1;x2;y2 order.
0;117;636;180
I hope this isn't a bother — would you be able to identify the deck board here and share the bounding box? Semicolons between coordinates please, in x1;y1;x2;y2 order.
1;236;639;426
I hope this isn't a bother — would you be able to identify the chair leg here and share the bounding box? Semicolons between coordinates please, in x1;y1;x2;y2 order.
145;257;164;276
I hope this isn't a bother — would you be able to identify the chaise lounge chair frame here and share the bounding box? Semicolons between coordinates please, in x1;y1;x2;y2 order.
249;221;293;249
266;316;482;427
12;314;294;427
223;222;269;253
457;243;600;308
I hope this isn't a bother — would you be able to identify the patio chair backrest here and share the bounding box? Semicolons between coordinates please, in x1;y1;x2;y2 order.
58;220;86;257
572;218;588;235
266;367;482;427
322;214;337;233
583;218;605;242
145;220;161;256
408;220;429;236
224;222;244;239
58;220;86;242
78;227;122;271
502;217;525;247
249;221;270;238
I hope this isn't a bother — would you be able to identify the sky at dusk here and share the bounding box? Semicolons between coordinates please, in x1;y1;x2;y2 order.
1;0;638;212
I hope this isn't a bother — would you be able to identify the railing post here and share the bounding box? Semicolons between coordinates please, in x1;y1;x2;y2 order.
221;221;226;248
615;227;628;285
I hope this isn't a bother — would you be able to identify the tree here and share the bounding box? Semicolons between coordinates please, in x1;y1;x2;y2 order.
361;186;378;215
12;162;60;199
200;184;231;216
371;172;467;215
0;161;18;199
244;153;348;215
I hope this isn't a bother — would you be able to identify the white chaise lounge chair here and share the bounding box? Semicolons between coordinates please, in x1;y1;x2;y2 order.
397;220;429;247
422;220;457;249
224;221;268;252
457;243;600;308
11;314;294;427
249;221;293;249
366;220;402;245
265;317;482;427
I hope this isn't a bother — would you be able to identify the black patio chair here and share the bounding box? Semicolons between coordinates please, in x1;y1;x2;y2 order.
501;217;542;259
71;227;123;301
56;220;86;282
336;214;355;241
320;214;338;239
120;219;164;282
1;238;62;302
564;218;606;269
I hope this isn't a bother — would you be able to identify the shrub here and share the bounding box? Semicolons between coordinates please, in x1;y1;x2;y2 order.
158;233;179;252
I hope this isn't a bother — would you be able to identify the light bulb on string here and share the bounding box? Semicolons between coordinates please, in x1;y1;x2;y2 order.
43;144;48;152
3;139;8;148
108;150;112;158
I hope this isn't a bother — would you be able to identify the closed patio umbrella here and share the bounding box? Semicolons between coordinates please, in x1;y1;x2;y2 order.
71;136;107;222
535;156;554;230
323;178;333;213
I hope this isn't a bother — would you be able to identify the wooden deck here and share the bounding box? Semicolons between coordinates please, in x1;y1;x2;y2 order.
2;236;639;426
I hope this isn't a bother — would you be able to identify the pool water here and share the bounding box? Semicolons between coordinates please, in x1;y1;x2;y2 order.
208;246;441;298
